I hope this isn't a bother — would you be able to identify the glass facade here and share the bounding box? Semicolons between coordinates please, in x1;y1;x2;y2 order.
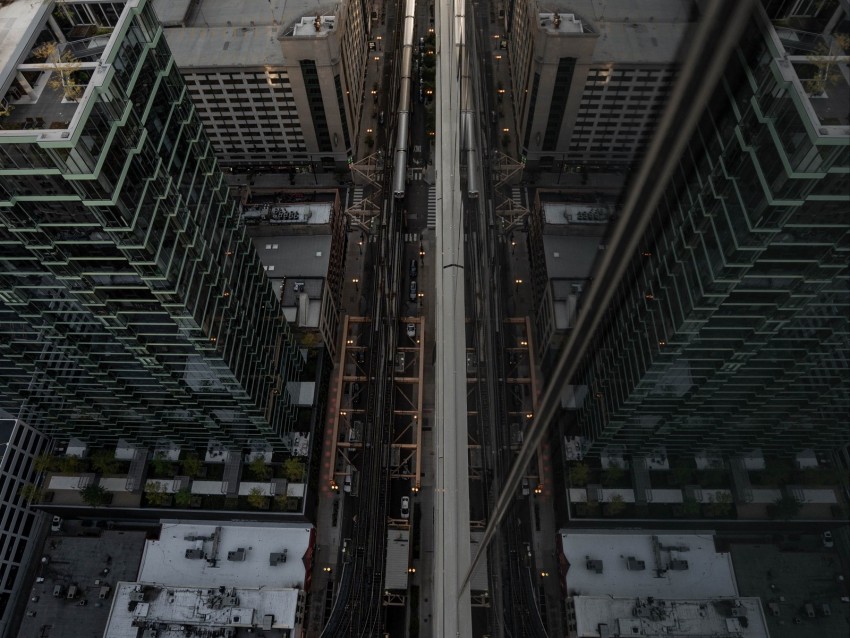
0;0;301;451
573;10;850;457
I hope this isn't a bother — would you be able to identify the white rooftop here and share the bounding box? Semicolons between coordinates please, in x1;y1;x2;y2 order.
104;582;303;638
572;595;769;638
0;0;48;90
559;531;738;599
138;522;314;590
242;202;333;224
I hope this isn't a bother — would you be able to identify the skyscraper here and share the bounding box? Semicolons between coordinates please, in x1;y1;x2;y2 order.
0;0;301;450
571;2;850;457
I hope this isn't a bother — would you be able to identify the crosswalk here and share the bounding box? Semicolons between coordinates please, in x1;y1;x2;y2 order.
350;186;363;209
511;186;525;209
409;168;425;181
426;186;436;229
403;233;421;243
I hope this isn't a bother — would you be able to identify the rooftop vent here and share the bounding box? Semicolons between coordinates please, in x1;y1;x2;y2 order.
586;559;604;573
626;556;646;571
227;548;247;561
669;559;689;571
185;548;204;559
269;549;289;566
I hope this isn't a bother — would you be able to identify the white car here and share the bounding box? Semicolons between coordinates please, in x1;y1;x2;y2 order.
401;496;410;519
822;530;834;548
406;323;416;338
50;516;62;532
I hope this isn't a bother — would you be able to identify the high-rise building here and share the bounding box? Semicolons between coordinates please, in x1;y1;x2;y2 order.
570;1;850;457
0;416;49;636
153;0;367;171
0;0;302;451
505;0;697;170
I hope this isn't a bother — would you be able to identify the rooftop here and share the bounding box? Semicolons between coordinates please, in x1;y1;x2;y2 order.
138;522;314;589
541;234;602;280
242;201;333;225
559;531;739;599
542;0;697;62
0;0;48;91
253;234;333;279
18;528;149;638
572;595;770;638
1;0;127;138
152;0;340;68
104;582;303;638
730;540;849;638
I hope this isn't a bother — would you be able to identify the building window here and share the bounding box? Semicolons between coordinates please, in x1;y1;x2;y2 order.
543;58;576;151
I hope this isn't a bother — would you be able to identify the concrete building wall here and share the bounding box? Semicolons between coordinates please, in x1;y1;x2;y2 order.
0;419;49;638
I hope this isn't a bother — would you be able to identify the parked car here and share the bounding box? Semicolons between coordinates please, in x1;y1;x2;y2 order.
406;323;416;338
823;530;834;548
50;516;62;533
401;496;410;519
409;280;417;302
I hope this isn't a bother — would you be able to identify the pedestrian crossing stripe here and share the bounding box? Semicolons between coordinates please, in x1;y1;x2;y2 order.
404;233;420;242
511;186;524;208
351;186;364;208
426;186;436;229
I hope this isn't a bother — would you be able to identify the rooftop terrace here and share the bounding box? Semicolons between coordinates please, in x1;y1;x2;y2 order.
0;0;124;137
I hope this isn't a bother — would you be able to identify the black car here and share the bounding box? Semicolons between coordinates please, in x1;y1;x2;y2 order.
409;259;418;278
352;382;361;405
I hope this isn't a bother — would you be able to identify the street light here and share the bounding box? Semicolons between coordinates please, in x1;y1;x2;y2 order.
352;277;359;291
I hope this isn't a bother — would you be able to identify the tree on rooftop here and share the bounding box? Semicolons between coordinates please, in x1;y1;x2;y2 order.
31;41;84;101
247;487;269;509
769;493;803;520
605;493;626;516
144;481;170;507
34;453;58;473
90;449;119;475
181;453;202;478
282;458;305;482
19;483;43;504
174;488;193;507
80;482;111;507
569;462;590;487
249;456;271;481
804;33;850;95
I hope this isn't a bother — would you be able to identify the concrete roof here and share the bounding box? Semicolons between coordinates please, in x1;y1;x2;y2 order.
550;0;696;25
153;0;336;68
572;595;769;638
138;522;313;590
559;530;739;599
0;0;48;90
546;0;696;63
541;235;601;280
254;235;332;279
18;530;149;638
